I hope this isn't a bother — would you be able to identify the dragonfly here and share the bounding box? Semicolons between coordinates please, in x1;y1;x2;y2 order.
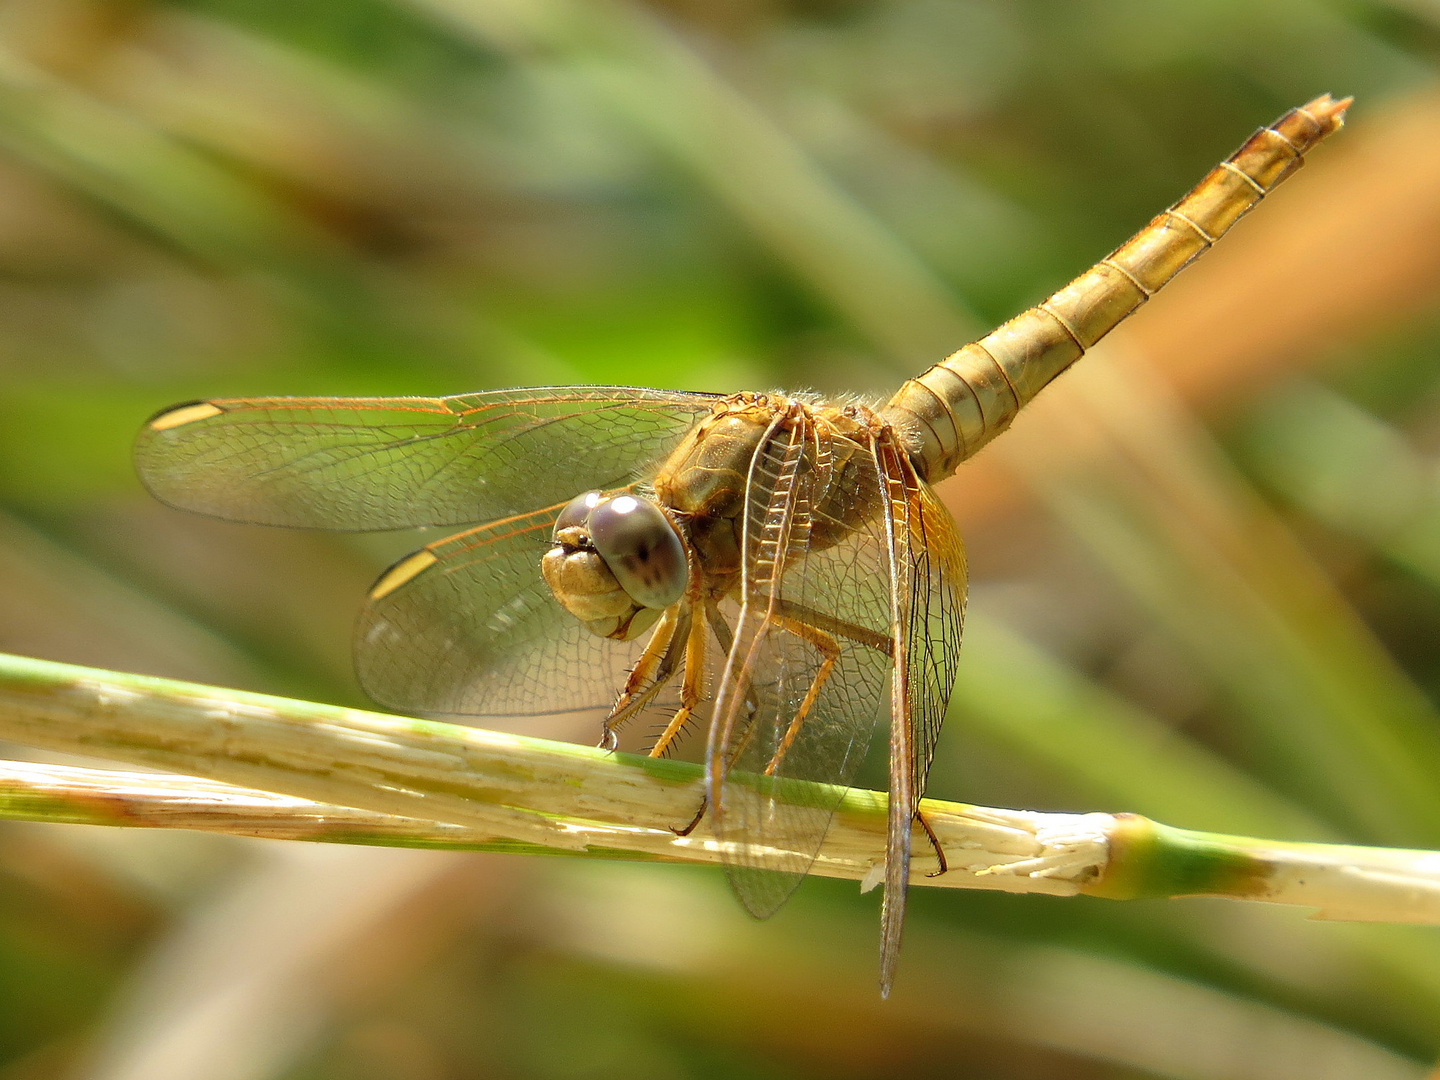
134;95;1349;995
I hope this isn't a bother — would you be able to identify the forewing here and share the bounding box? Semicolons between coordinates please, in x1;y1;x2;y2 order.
135;387;718;530
878;443;967;994
708;416;893;917
355;503;643;720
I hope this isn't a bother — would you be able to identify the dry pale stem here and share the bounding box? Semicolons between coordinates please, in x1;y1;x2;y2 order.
0;653;1438;923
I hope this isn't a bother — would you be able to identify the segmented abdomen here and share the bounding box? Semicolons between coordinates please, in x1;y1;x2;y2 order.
881;93;1352;484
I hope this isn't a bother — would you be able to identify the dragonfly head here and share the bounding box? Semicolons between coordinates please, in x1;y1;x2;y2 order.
542;490;689;641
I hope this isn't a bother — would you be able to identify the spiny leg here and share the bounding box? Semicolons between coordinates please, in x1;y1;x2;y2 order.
763;613;839;778
703;597;736;658
916;810;949;877
671;797;708;838
708;599;888;782
704;598;761;722
706;600;774;781
656;601;774;835
648;605;709;759
768;600;946;860
667;597;763;836
698;595;863;822
598;605;687;751
753;601;895;780
667;599;753;837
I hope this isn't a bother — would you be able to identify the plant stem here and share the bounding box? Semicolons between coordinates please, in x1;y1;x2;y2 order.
0;651;1436;921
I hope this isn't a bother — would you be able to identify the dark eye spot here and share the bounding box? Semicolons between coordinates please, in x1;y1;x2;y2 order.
588;496;687;609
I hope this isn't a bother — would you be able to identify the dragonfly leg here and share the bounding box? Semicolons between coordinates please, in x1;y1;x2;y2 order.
754;600;895;779
762;614;840;777
598;606;687;751
648;606;709;759
704;599;761;722
916;809;949;877
670;795;709;837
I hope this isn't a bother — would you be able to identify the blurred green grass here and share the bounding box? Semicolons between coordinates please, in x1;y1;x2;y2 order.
1;0;1440;1077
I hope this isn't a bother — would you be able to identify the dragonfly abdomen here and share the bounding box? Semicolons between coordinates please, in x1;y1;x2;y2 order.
881;93;1352;485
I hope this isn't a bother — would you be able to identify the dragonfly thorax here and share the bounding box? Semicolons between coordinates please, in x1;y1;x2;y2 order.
542;490;689;641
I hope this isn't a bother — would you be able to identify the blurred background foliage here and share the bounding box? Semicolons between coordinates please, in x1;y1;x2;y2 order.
0;0;1438;1076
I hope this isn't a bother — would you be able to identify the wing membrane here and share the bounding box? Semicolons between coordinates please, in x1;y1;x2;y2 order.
355;503;644;720
709;415;893;917
877;442;966;993
899;468;966;813
136;387;718;530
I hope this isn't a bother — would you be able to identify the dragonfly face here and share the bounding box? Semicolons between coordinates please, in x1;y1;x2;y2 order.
542;489;688;640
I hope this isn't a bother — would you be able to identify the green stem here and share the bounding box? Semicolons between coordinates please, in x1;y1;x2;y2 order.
1095;814;1440;922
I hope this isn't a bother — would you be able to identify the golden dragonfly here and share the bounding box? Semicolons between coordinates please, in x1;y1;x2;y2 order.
135;95;1349;994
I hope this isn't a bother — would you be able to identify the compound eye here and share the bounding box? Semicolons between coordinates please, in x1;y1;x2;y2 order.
588;495;687;609
554;491;603;536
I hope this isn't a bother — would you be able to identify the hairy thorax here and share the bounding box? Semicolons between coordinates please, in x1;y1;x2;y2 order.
651;392;888;601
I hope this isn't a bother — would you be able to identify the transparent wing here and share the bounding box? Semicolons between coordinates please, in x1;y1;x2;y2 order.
708;415;893;918
898;467;966;818
877;442;967;993
355;502;644;719
135;387;718;530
